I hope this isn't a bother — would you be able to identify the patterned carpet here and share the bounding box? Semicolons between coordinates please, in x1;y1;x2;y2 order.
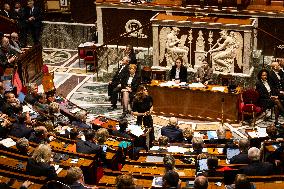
41;48;281;140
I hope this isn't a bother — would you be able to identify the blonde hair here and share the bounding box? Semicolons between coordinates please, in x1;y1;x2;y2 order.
95;128;109;144
32;144;52;163
129;64;137;70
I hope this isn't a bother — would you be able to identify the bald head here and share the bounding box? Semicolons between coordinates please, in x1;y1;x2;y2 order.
169;117;178;126
1;37;10;49
271;61;281;71
194;176;208;189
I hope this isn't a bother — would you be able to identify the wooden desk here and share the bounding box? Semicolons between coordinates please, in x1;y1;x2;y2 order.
147;83;241;123
17;45;43;85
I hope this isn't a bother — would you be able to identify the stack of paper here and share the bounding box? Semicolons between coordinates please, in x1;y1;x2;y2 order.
167;146;189;153
211;86;225;92
127;124;144;137
159;81;179;87
188;83;206;88
0;138;16;148
145;156;164;163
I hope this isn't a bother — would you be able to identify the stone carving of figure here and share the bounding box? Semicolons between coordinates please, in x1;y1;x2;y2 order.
164;27;189;67
208;30;241;73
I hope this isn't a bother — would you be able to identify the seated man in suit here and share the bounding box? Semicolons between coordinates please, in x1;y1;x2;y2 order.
76;130;101;154
230;139;250;164
24;83;39;105
241;147;273;176
71;110;91;129
9;112;33;138
108;56;130;110
112;119;132;139
16;137;30;155
64;167;89;189
269;61;284;92
196;60;213;85
28;126;50;144
161;117;183;142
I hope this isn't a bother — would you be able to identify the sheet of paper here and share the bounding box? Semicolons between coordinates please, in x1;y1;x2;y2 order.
145;156;164;163
167;146;189;153
56;168;63;174
54;165;59;171
0;138;16;148
247;131;257;138
150;146;160;151
70;159;79;164
257;127;268;138
127;124;144;137
188;82;206;88
159;81;179;87
217;148;223;154
211;86;225;92
70;108;81;114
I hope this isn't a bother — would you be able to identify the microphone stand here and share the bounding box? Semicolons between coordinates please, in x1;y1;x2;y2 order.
221;97;224;126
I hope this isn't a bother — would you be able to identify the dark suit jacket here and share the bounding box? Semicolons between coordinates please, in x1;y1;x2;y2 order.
76;140;101;154
71;120;91;129
0;95;5;111
269;70;284;91
24;6;42;28
255;80;278;109
121;73;141;93
26;158;57;180
0;10;11;18
0;48;9;70
169;65;188;82
69;182;88;189
230;152;250;164
241;161;273;176
9;123;33;138
161;125;183;142
112;130;132;139
111;64;130;87
28;132;49;144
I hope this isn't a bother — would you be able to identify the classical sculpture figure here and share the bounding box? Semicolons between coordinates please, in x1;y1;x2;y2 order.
207;30;243;73
159;27;189;67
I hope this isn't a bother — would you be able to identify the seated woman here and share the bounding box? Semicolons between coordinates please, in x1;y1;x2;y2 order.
26;144;57;180
255;69;284;124
169;57;188;83
121;64;140;117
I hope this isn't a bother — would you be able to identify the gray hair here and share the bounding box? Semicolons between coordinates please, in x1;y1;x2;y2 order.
248;147;260;161
32;144;52;163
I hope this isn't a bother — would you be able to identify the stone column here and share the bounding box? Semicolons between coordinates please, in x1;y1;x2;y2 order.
152;25;159;66
243;30;252;75
253;18;258;50
96;7;103;44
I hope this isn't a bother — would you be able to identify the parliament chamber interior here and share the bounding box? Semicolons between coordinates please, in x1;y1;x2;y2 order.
1;0;284;188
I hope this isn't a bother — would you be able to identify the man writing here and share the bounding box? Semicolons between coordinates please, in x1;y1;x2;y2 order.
196;60;213;85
